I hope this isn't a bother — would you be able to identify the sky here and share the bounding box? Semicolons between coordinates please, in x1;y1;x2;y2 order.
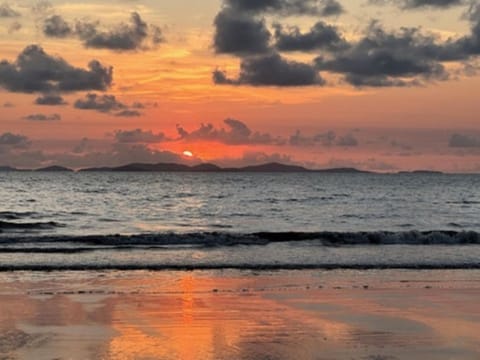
0;0;480;172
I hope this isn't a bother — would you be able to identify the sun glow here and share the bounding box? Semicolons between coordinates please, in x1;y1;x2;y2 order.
183;150;193;157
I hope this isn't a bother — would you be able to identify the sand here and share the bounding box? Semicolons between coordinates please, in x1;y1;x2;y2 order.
0;269;479;360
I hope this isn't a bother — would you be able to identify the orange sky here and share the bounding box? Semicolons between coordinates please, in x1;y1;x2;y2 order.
0;0;479;171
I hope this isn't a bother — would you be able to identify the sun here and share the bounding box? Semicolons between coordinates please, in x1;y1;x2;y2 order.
183;150;193;157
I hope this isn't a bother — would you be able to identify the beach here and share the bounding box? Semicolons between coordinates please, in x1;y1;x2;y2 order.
1;172;479;359
1;269;479;360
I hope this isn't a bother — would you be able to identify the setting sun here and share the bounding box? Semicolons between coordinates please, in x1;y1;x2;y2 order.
183;150;193;157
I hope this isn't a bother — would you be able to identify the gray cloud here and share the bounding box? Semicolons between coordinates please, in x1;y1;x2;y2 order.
0;3;20;18
390;139;413;150
8;20;21;33
77;12;162;51
449;133;480;148
336;133;359;146
289;130;358;146
35;93;67;106
314;22;452;87
214;52;324;86
74;93;144;117
43;14;72;37
290;130;334;146
0;140;186;169
274;21;349;52
467;2;480;21
115;129;166;143
31;0;53;16
80;143;184;168
72;137;90;154
115;109;142;117
176;118;285;145
213;1;344;56
213;9;271;55
319;0;345;16
24;113;61;121
224;0;344;16
42;12;164;51
0;45;113;93
402;0;465;8
0;132;30;148
370;0;466;9
213;0;480;88
212;0;344;87
74;93;126;113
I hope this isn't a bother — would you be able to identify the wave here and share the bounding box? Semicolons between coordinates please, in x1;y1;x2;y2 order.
0;211;39;220
0;230;479;247
0;220;63;231
1;263;480;271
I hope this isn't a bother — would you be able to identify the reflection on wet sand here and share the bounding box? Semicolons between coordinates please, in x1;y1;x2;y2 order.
0;270;480;359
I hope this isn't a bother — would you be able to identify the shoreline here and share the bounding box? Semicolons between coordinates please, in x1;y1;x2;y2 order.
1;269;479;359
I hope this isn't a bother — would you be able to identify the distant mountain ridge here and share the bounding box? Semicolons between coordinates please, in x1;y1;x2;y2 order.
79;162;371;173
0;162;449;174
35;166;73;172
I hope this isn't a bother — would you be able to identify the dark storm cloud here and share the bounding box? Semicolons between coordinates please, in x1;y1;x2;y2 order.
289;130;358;146
0;45;113;93
114;129;166;143
24;113;61;121
0;3;20;17
213;9;271;55
35;94;67;106
0;132;30;148
449;133;480;148
214;52;324;86
43;14;72;37
224;0;344;16
74;93;126;113
273;21;348;52
176;118;285;145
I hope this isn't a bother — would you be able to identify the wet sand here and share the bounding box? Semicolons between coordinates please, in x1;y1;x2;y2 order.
1;269;479;360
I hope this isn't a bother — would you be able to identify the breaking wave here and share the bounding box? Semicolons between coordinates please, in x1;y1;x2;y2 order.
0;220;63;231
0;230;479;248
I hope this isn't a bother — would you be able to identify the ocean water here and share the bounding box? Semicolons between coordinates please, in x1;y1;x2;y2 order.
1;171;479;270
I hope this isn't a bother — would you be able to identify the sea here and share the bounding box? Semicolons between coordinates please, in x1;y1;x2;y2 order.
1;171;479;271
